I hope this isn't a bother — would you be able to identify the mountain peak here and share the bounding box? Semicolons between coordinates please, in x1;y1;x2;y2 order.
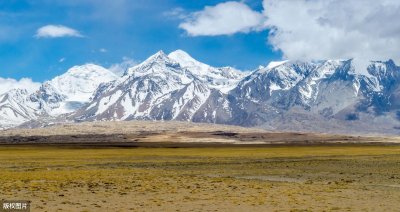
168;49;210;74
64;63;116;78
369;59;397;68
154;50;166;56
133;50;176;70
169;49;190;56
146;50;169;61
125;50;185;78
47;64;118;103
266;60;289;70
168;49;197;67
0;88;29;101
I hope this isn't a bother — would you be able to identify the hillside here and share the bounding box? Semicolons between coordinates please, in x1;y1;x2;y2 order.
0;121;399;146
1;50;400;135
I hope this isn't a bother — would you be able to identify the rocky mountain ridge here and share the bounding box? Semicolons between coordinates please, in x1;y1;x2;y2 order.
1;50;399;135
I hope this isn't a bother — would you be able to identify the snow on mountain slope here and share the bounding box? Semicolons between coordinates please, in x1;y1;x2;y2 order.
0;89;38;128
232;60;316;102
168;50;247;93
294;60;357;104
125;51;194;84
73;51;212;121
229;59;400;132
69;53;400;134
37;64;118;115
0;64;118;129
232;59;360;107
48;64;118;102
266;60;289;70
2;49;400;135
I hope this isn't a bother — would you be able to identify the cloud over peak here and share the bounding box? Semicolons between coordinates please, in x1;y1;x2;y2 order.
0;77;41;95
179;1;266;36
178;0;400;69
35;25;83;38
263;0;400;65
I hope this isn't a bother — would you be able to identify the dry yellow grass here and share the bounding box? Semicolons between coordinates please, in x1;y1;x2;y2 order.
1;145;400;211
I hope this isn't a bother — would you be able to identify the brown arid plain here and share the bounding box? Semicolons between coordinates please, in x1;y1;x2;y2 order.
1;121;400;211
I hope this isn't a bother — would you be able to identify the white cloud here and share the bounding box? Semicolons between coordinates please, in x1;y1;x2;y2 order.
99;48;108;53
178;0;400;72
0;77;41;95
179;1;266;36
263;0;400;71
59;57;66;63
109;57;136;76
35;25;83;38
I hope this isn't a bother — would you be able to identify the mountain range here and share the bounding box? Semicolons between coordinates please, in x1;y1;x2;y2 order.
1;50;400;135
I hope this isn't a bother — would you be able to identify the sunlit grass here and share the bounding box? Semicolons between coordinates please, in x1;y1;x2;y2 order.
0;145;399;211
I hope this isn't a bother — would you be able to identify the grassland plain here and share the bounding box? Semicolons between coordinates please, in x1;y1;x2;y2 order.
1;145;400;211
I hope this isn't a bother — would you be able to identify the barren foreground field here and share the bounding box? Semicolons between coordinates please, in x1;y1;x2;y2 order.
1;145;400;211
1;121;399;146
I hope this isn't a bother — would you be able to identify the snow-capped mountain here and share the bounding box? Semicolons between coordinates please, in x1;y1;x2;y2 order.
33;64;118;115
73;51;232;122
168;50;247;93
0;64;118;128
228;59;400;133
232;59;360;112
71;50;400;134
1;49;400;135
0;89;38;129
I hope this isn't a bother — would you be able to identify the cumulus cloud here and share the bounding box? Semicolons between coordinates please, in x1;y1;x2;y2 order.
178;0;400;72
263;0;400;71
109;57;137;76
0;77;41;95
35;25;83;38
179;1;266;36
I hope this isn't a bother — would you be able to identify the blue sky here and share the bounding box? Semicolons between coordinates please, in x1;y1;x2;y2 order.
1;0;399;83
0;0;281;82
